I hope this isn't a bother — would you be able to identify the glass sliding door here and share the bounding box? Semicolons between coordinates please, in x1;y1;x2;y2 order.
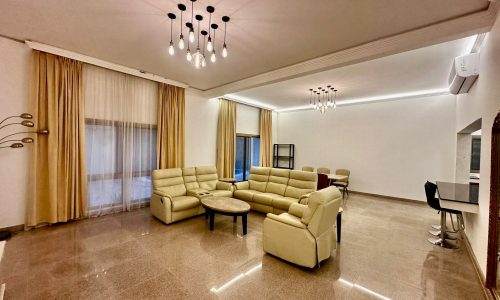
235;135;260;181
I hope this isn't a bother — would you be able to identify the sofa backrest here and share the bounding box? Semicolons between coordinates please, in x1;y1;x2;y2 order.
265;168;290;196
284;170;317;199
249;167;271;192
182;167;199;190
152;168;186;197
302;187;342;237
196;166;218;190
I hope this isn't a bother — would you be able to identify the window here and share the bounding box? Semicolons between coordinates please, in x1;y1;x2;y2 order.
86;119;157;213
235;135;260;181
470;137;481;173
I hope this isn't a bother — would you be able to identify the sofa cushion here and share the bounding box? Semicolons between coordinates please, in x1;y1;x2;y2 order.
273;197;299;211
152;168;186;197
284;170;317;199
248;167;271;192
182;167;199;190
253;193;283;206
210;190;233;198
234;190;262;202
171;196;200;212
265;169;290;196
196;166;218;190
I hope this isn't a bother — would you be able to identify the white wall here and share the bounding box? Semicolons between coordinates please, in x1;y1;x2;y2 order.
236;103;260;135
184;91;219;167
0;37;31;228
455;11;500;275
277;94;457;201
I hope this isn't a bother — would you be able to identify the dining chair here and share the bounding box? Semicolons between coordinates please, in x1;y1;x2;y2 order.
317;167;330;174
302;166;314;172
332;169;350;199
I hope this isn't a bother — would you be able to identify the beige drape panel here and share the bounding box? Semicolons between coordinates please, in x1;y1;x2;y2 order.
216;99;236;178
259;109;273;167
28;51;87;227
157;83;185;169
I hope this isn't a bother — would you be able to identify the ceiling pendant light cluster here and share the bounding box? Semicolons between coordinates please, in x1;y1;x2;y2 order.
308;86;339;113
168;1;230;69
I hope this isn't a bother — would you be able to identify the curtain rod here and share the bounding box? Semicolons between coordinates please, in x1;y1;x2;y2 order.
25;40;189;89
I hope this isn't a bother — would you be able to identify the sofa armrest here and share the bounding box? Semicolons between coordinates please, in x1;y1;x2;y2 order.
234;181;249;190
153;189;173;200
299;192;312;205
216;181;233;191
266;213;307;229
186;188;211;198
288;203;307;218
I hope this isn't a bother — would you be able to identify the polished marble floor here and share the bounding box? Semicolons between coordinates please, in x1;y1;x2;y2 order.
0;194;485;299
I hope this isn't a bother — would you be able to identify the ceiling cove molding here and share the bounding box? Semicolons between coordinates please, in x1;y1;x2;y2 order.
25;41;190;89
203;3;498;98
276;88;452;113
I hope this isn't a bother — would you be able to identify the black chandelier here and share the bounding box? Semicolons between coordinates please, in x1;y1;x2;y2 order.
308;86;339;113
168;1;230;69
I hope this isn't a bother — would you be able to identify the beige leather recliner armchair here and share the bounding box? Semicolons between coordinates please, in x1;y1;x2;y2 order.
150;166;233;224
262;186;342;268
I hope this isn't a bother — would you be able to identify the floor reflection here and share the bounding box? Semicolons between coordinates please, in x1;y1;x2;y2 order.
0;193;486;299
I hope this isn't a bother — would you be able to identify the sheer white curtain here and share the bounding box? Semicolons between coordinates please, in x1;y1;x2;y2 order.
84;64;157;216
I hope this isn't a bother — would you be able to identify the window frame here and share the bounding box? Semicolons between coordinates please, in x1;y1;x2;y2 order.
85;118;157;182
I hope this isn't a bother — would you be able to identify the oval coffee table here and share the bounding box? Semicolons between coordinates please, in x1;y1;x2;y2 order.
201;196;251;235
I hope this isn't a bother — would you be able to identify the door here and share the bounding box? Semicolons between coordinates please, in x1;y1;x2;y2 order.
235;135;260;181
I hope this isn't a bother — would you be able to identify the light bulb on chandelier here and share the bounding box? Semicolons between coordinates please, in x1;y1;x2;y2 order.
177;4;186;50
222;44;228;58
168;13;176;56
188;0;196;43
192;14;203;68
169;41;175;56
207;37;213;52
222;16;230;58
206;6;214;52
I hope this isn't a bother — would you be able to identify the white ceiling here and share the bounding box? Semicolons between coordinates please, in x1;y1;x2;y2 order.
0;0;489;90
232;35;476;110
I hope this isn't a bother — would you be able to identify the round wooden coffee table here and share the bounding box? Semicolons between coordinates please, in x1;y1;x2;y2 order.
201;196;251;235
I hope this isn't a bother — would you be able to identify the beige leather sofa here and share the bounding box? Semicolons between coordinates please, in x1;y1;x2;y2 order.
233;167;317;214
262;186;342;268
150;166;233;224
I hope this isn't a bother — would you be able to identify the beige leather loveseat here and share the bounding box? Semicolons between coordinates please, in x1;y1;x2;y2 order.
150;166;233;224
233;167;317;214
262;186;342;268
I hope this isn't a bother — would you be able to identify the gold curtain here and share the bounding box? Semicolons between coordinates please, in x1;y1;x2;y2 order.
259;109;273;167
157;83;185;169
27;51;87;227
216;99;236;178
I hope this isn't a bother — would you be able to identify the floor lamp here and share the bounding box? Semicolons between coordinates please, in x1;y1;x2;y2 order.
0;113;49;240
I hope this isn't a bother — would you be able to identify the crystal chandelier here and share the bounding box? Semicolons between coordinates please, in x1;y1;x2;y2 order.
168;1;230;69
309;86;338;113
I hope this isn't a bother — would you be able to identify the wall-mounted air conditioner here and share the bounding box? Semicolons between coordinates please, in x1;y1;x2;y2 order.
448;53;480;95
